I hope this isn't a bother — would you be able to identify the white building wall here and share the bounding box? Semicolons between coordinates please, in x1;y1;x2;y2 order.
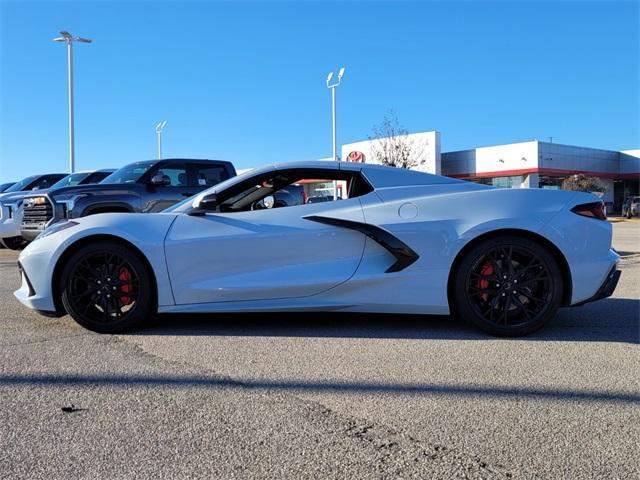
341;131;441;174
442;141;539;177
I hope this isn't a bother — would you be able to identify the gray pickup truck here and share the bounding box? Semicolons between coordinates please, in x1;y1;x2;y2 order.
21;158;236;240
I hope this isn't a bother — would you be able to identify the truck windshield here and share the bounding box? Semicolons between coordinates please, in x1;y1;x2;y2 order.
49;173;88;189
101;161;155;184
3;175;38;193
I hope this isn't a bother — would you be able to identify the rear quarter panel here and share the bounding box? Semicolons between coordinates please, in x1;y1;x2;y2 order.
331;186;583;312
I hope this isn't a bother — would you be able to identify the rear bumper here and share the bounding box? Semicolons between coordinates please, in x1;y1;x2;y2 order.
573;266;621;307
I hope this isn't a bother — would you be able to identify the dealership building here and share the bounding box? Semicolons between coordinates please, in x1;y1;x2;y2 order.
342;133;639;212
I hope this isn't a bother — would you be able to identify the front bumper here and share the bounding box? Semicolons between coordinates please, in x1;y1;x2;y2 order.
573;266;621;307
14;244;59;313
0;205;22;240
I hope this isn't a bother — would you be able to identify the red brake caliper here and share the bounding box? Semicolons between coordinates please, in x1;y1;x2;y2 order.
118;267;132;306
477;261;494;300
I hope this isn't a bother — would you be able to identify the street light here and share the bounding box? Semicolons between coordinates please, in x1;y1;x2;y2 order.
155;121;167;159
53;31;92;173
326;67;345;162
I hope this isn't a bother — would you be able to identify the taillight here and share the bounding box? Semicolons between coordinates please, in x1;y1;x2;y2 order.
571;201;607;220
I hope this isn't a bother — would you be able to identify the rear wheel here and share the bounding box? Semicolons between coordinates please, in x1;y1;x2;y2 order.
453;236;563;336
60;242;153;333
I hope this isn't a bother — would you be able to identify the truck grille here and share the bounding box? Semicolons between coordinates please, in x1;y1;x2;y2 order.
22;198;54;229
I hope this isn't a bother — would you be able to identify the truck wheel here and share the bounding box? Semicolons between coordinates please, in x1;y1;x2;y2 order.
1;236;28;250
60;241;154;333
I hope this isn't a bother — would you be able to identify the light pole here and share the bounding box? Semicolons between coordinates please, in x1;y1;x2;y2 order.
155;121;167;159
53;31;91;173
326;67;345;162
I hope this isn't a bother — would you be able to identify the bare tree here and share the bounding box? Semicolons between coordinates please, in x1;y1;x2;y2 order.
561;174;606;194
369;111;425;169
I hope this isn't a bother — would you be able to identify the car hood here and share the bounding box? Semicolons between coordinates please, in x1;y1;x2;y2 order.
0;190;47;204
24;183;144;199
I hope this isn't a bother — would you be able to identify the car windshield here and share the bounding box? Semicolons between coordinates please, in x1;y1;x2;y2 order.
3;175;38;193
101;161;155;184
49;173;88;189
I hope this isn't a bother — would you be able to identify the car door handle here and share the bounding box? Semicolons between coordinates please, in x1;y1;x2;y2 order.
182;192;195;197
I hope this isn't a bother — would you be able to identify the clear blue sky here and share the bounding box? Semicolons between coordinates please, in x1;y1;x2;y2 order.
1;1;638;182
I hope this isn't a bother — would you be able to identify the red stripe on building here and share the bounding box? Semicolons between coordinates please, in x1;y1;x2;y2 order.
447;167;640;180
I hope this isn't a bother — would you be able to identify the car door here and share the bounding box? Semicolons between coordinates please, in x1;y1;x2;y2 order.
164;190;369;305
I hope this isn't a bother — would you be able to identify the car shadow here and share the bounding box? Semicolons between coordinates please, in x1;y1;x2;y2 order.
131;297;640;344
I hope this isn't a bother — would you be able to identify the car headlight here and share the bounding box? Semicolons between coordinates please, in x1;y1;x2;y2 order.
34;220;79;241
23;196;47;208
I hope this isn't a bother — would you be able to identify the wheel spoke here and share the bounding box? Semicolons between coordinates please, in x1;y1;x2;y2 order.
465;244;552;328
66;250;140;325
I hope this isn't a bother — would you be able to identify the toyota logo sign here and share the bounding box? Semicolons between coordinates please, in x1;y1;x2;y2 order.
347;151;365;163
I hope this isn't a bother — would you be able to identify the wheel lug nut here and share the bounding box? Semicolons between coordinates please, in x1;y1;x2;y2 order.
513;290;517;294
503;275;507;279
107;294;111;298
113;287;117;290
502;293;506;296
496;283;500;287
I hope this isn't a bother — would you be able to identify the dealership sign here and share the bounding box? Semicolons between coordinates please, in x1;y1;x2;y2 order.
347;151;365;163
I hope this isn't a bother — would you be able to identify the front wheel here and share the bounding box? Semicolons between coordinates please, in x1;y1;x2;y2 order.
60;242;154;333
1;236;28;250
452;236;563;336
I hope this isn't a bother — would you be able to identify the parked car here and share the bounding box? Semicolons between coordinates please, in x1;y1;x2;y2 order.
0;173;67;200
621;196;640;218
0;170;115;250
0;182;16;193
20;159;236;241
15;161;619;337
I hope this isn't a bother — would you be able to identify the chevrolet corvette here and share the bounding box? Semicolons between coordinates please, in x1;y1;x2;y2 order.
15;161;620;336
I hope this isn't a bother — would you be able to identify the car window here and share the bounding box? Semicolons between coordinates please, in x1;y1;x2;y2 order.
101;161;155;184
50;173;87;189
155;166;189;187
193;165;230;187
4;175;39;192
85;171;113;184
217;169;372;212
33;174;65;190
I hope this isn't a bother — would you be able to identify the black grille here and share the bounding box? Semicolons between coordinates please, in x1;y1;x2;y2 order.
22;199;54;229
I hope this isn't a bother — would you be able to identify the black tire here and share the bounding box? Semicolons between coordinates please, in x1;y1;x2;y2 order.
60;241;154;333
452;235;563;337
1;236;28;250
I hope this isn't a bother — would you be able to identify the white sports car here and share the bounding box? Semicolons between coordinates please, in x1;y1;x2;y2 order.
15;161;620;336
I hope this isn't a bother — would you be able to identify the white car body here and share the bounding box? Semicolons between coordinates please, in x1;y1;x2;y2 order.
15;161;618;325
0;192;26;242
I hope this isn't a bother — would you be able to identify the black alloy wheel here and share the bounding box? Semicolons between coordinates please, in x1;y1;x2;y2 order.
453;236;563;336
60;242;153;333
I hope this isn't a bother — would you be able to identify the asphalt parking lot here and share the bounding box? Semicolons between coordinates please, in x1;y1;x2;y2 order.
1;222;638;479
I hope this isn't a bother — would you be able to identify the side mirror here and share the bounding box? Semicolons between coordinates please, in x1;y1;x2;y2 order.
198;193;219;210
150;173;171;186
